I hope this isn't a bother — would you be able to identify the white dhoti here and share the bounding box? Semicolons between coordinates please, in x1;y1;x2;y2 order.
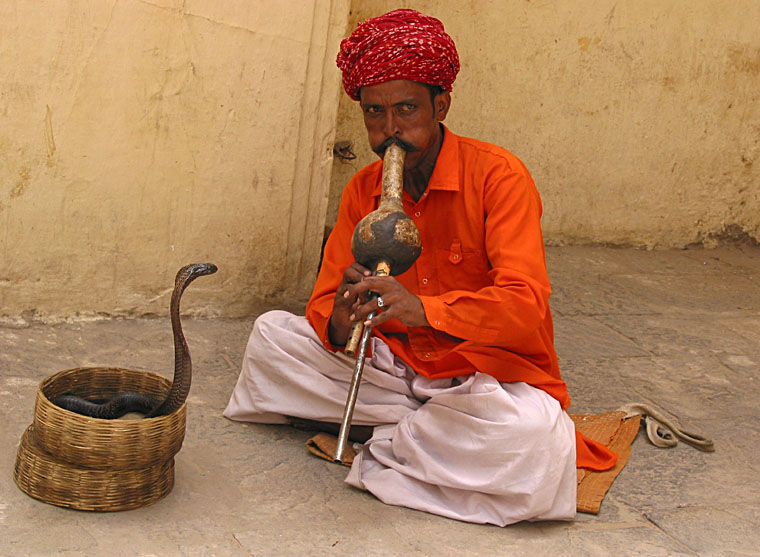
224;310;577;526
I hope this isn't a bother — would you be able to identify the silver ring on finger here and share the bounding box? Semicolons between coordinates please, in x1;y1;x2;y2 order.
376;296;385;308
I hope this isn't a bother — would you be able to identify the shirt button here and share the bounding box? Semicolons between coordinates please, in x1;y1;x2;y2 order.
414;211;421;217
435;320;440;326
453;254;459;261
422;278;428;284
424;353;431;359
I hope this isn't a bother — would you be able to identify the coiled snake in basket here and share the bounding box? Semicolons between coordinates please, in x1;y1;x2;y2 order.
50;263;218;419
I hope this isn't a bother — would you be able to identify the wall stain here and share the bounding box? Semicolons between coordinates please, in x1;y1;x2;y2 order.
11;167;31;198
741;154;753;173
45;104;56;157
578;36;601;52
661;76;678;91
728;46;760;75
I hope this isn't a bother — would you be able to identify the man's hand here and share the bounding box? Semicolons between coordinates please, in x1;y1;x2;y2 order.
349;275;430;329
328;262;371;346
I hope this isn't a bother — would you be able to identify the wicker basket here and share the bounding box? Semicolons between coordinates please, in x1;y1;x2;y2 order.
14;425;175;512
33;367;186;469
13;366;186;511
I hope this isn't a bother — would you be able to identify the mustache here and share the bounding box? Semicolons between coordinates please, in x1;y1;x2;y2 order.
373;136;419;156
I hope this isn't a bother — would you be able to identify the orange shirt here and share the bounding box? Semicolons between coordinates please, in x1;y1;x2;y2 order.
307;126;616;471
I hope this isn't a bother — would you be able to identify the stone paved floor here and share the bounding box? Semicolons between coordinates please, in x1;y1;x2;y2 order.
1;245;758;556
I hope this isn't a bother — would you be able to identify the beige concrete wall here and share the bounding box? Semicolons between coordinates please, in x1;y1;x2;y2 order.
3;1;758;320
1;0;348;321
330;1;760;249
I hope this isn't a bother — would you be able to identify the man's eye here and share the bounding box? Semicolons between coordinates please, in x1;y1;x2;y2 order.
365;106;381;114
400;104;415;112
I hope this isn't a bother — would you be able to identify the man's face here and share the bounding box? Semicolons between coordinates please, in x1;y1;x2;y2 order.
359;79;450;172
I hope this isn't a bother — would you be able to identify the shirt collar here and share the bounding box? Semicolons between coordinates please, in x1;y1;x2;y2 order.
369;124;460;197
427;124;460;192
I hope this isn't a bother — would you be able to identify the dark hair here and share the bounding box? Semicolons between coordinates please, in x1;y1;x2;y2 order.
422;84;445;106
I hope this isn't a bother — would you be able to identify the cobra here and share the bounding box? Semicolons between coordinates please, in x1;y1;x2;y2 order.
50;263;218;419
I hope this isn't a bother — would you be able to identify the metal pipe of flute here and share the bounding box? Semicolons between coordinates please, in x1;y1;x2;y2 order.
344;313;365;358
335;260;389;462
334;310;375;463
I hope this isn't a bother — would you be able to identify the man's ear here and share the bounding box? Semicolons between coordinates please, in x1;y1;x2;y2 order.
434;91;451;122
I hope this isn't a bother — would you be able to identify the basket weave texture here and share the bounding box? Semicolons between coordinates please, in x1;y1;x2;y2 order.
14;367;186;511
14;425;175;512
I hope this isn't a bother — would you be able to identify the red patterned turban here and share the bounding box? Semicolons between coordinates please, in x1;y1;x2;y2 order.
336;9;460;101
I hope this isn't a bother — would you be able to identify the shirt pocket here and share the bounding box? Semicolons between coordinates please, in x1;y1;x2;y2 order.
435;239;492;293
